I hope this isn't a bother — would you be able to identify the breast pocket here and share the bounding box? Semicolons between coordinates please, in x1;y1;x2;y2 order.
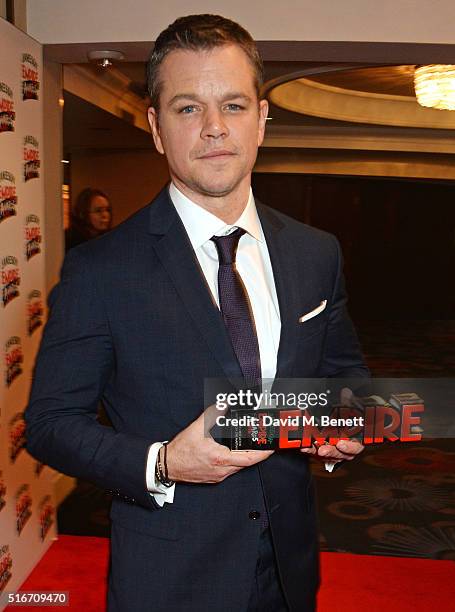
293;307;328;376
297;308;327;340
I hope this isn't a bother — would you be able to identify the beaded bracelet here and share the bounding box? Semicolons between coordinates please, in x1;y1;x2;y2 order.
155;442;174;488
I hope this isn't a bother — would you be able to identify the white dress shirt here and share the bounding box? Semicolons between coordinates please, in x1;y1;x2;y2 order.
146;183;281;505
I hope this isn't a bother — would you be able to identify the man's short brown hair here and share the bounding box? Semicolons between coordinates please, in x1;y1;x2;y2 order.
147;14;264;110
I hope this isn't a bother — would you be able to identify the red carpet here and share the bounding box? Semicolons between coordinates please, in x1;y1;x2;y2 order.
7;535;455;611
7;537;108;612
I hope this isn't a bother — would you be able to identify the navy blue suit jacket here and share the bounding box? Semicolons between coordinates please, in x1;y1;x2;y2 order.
26;187;368;611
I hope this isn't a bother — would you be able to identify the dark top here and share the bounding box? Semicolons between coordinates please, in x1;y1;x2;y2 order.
65;225;90;252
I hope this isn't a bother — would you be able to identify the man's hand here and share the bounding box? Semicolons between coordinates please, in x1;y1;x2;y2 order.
166;405;273;483
299;387;365;465
300;439;364;464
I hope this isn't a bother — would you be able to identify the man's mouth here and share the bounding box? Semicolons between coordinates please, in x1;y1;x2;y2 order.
197;150;235;159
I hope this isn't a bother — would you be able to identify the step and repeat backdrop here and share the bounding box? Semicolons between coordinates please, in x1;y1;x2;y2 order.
0;18;56;607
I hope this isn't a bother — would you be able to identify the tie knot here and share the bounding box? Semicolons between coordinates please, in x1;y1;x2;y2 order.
211;228;246;265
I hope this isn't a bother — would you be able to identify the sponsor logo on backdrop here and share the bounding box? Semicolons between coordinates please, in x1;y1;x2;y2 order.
2;255;20;307
5;336;23;387
27;289;43;335
22;53;39;100
23;135;40;181
25;214;42;260
35;461;44;476
38;495;55;541
9;412;26;463
0;545;12;593
0;171;17;223
15;484;32;535
0;82;15;133
0;472;6;512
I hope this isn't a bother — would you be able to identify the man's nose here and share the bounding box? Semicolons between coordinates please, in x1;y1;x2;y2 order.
200;108;228;139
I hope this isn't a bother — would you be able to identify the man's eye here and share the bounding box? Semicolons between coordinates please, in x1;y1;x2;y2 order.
179;105;198;114
225;104;243;111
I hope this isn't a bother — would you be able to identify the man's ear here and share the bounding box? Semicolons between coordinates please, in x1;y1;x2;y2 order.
147;107;165;155
257;99;269;147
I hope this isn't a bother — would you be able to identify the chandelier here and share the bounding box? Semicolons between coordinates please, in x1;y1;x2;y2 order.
414;64;455;110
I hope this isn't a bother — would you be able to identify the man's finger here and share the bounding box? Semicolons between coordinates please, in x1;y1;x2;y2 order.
335;440;364;455
228;450;274;467
340;387;354;406
300;446;317;455
317;440;364;461
199;403;226;434
316;446;351;461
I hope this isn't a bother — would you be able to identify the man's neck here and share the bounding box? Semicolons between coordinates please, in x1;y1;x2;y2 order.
171;178;250;225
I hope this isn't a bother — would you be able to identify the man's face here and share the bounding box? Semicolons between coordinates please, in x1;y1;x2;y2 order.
148;44;268;203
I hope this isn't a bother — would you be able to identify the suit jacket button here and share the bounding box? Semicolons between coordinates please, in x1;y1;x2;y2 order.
249;511;260;520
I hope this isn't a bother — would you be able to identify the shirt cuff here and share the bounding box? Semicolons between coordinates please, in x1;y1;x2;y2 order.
324;462;336;472
146;442;175;506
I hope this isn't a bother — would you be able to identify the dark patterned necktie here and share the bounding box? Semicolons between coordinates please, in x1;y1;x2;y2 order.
211;228;261;386
212;229;268;528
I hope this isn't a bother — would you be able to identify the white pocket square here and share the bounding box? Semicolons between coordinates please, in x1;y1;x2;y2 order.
299;300;327;323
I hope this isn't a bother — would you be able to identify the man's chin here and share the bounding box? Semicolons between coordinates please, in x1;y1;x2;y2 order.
191;178;244;199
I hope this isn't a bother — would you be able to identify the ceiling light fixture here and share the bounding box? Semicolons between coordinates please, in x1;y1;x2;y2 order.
87;50;125;69
414;64;455;110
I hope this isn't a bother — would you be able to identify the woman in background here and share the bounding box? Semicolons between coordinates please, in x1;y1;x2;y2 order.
65;187;112;251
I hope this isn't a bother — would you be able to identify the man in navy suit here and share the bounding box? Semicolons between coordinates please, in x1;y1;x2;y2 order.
26;14;368;612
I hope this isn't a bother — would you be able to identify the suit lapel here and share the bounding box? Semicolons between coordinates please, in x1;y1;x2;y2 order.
257;204;301;379
148;188;301;383
148;188;243;382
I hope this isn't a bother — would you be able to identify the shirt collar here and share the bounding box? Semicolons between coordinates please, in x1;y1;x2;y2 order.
169;182;263;251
